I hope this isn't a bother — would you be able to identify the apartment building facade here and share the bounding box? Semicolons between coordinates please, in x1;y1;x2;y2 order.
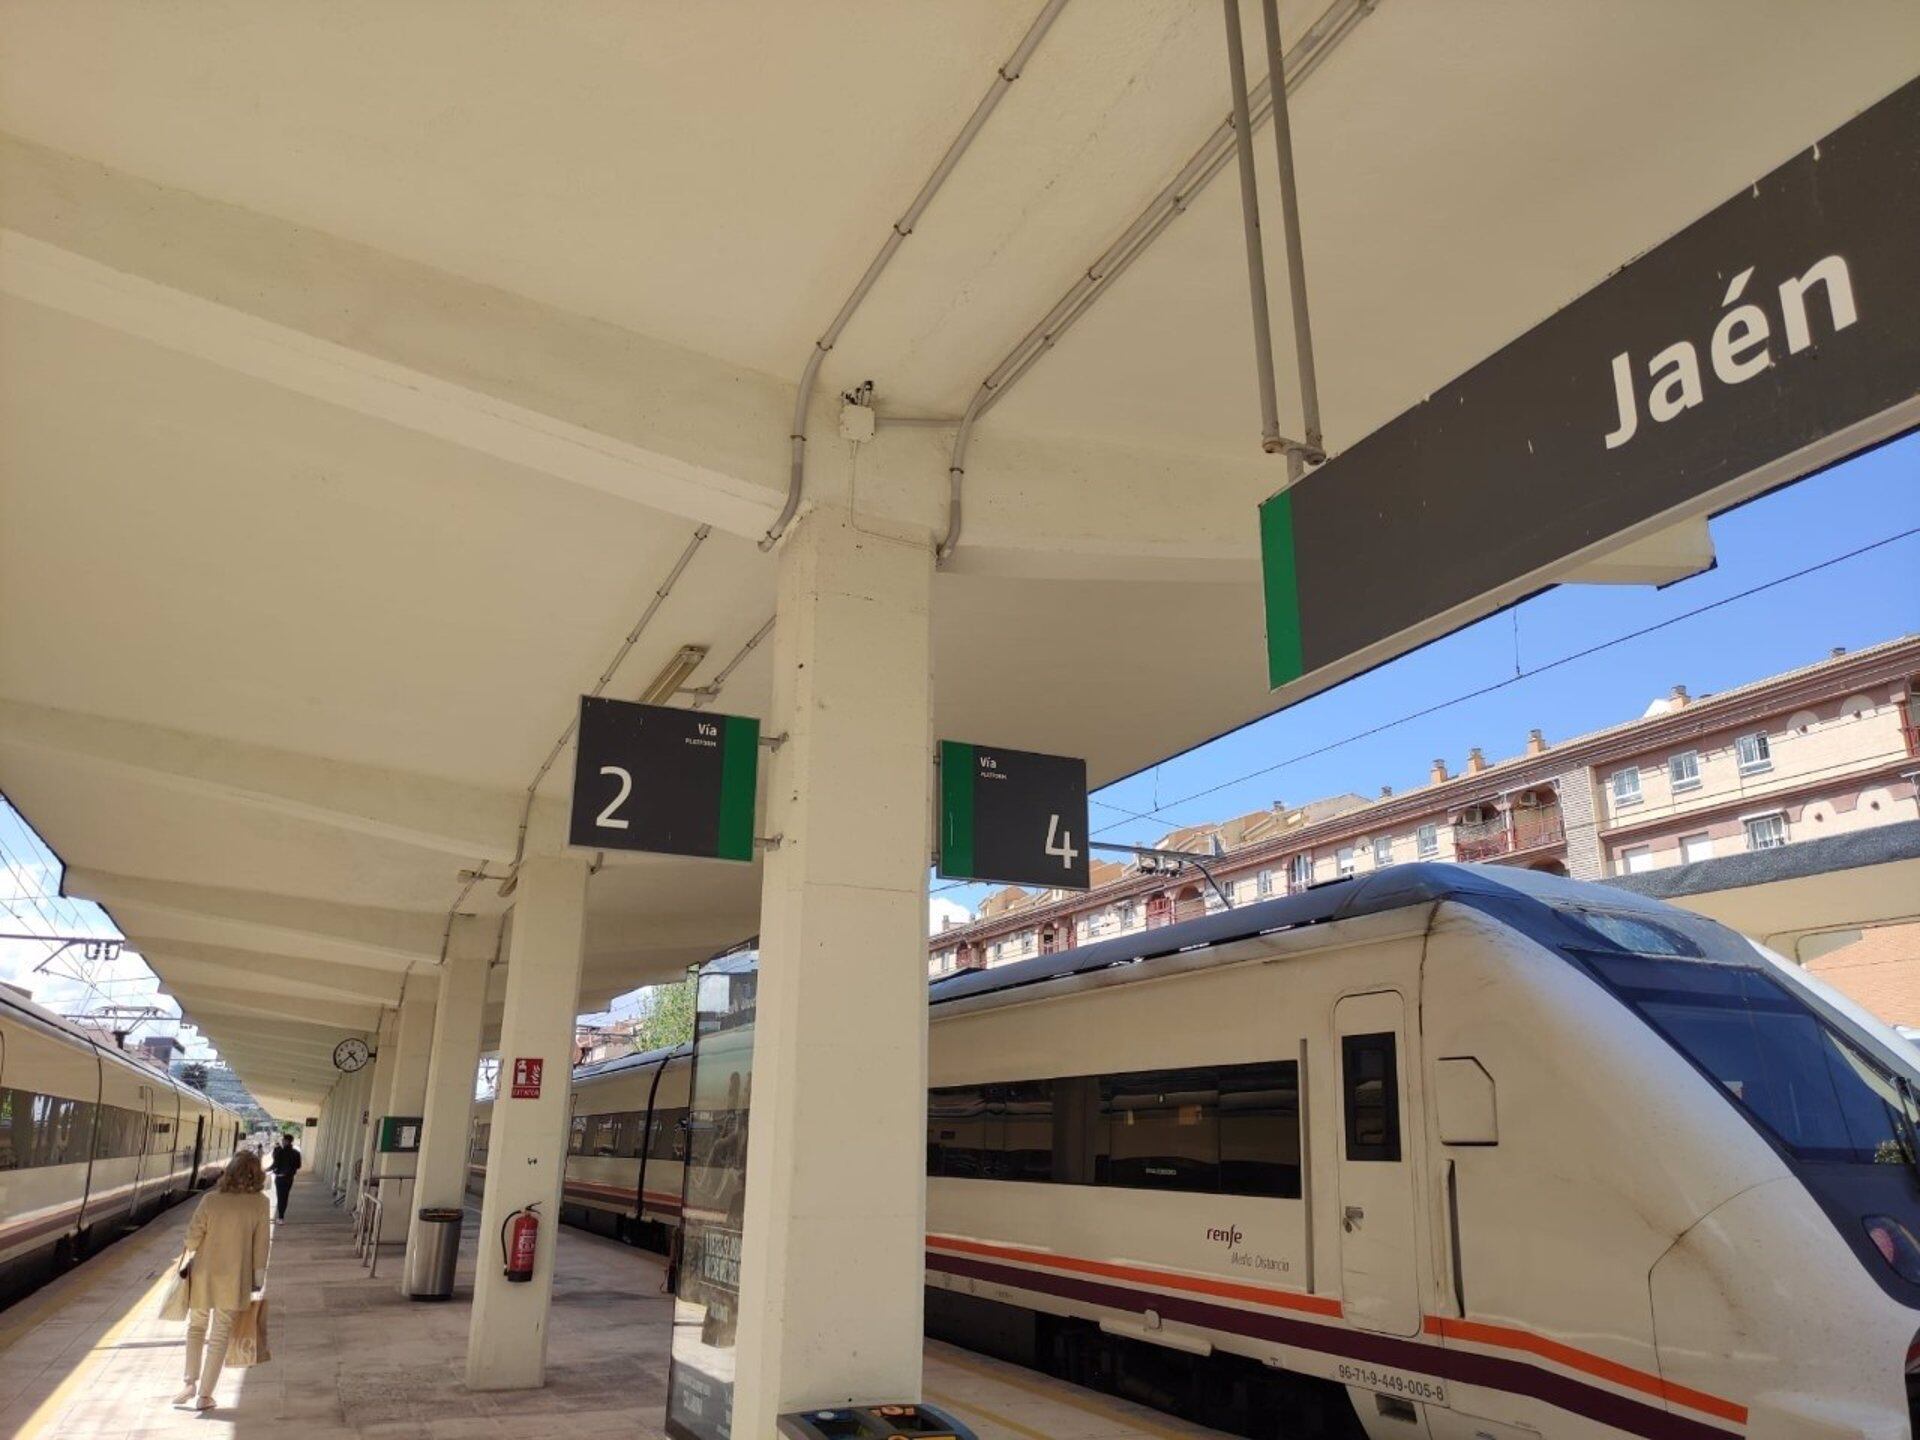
929;635;1920;976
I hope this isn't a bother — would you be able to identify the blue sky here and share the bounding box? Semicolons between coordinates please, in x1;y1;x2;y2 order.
930;427;1920;921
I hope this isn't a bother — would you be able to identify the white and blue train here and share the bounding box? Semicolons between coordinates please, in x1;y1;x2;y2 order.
473;865;1920;1439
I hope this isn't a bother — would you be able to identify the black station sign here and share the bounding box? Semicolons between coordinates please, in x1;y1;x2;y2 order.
1262;75;1920;692
568;696;759;861
939;741;1090;890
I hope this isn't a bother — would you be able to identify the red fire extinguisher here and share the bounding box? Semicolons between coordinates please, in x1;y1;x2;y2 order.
502;1203;540;1283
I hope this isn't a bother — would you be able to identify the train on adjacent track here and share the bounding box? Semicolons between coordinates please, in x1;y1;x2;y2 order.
471;864;1920;1440
0;986;245;1306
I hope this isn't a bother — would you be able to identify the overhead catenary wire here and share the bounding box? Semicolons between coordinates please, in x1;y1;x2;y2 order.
760;0;1071;552
928;522;1920;897
937;0;1372;563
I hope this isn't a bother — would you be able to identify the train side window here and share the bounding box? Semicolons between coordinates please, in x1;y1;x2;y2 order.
996;1081;1054;1182
1096;1068;1221;1193
648;1107;689;1161
1220;1062;1302;1198
1342;1032;1402;1162
928;1084;1000;1178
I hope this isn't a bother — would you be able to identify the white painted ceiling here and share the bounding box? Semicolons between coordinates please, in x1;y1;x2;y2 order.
1;0;1913;1113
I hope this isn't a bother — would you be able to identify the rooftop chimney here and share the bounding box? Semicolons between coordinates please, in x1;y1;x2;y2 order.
1526;728;1548;756
1466;747;1487;775
1430;758;1449;784
1379;785;1393;798
1831;646;1846;658
1669;684;1690;708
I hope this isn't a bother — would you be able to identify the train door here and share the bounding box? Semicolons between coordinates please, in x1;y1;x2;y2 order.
129;1083;156;1218
1333;991;1420;1336
190;1115;206;1187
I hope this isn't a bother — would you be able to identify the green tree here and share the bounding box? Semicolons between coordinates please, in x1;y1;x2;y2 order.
181;1062;209;1092
627;977;695;1053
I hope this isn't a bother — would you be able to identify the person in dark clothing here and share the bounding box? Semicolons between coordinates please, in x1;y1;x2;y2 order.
268;1133;302;1221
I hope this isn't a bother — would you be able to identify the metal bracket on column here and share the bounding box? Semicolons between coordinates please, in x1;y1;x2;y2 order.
754;834;786;851
758;732;789;751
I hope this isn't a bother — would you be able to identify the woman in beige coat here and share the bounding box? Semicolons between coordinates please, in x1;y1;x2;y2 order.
174;1149;271;1411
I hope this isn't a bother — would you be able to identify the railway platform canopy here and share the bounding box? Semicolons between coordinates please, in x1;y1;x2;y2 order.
1;1;1916;1429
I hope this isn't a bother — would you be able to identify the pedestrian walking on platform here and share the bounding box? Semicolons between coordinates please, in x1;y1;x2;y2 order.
268;1132;302;1221
173;1149;272;1412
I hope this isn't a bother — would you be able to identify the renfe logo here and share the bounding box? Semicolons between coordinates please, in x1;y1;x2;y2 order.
1602;254;1858;450
1206;1225;1243;1249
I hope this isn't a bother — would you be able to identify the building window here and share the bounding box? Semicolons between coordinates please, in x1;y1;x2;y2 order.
1668;751;1702;792
1255;869;1273;898
1744;813;1788;850
1336;846;1356;877
1416;824;1438;859
1289;854;1314;891
1618;844;1654;875
1736;732;1772;775
1680;832;1713;865
1610;767;1643;808
1118;901;1136;928
1372;835;1392;868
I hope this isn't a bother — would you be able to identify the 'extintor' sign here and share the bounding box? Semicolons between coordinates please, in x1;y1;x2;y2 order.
1262;76;1920;693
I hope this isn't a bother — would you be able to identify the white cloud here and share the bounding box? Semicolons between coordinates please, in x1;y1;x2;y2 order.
929;895;972;936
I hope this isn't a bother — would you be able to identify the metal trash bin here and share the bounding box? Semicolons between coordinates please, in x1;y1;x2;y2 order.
408;1207;463;1301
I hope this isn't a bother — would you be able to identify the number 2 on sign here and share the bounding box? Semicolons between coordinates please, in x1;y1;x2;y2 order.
1045;813;1079;870
596;765;633;829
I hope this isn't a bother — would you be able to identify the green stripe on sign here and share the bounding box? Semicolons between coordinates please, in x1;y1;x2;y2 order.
938;741;975;881
716;714;760;862
1260;489;1305;688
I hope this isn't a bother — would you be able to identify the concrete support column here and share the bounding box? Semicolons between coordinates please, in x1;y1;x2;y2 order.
732;505;935;1429
356;1009;396;1204
402;941;490;1295
372;973;438;1243
465;854;589;1391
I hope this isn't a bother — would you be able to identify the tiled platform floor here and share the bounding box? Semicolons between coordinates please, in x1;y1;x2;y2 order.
0;1183;1227;1440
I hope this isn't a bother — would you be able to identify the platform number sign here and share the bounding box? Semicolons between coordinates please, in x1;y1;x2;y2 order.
568;696;758;861
938;741;1090;890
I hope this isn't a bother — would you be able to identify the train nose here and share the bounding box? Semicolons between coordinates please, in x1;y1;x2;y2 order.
1649;1179;1912;1438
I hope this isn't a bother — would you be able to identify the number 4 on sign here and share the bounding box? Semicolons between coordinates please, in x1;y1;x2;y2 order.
1045;813;1079;870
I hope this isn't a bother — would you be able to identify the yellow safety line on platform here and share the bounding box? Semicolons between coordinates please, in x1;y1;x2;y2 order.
0;1259;127;1354
930;1351;1202;1440
12;1264;173;1439
924;1388;1053;1440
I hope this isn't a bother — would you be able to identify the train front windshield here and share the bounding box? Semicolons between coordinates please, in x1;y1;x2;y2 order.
1581;949;1913;1167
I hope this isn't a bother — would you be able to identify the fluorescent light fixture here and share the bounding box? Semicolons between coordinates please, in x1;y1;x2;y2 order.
638;644;709;705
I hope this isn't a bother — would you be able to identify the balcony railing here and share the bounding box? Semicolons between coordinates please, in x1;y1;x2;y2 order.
1454;804;1566;862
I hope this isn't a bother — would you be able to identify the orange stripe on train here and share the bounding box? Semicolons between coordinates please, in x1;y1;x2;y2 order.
1424;1316;1746;1426
926;1234;1344;1319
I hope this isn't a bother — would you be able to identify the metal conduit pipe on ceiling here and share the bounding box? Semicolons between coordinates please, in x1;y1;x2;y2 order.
1261;0;1326;481
758;0;1071;553
936;0;1371;566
